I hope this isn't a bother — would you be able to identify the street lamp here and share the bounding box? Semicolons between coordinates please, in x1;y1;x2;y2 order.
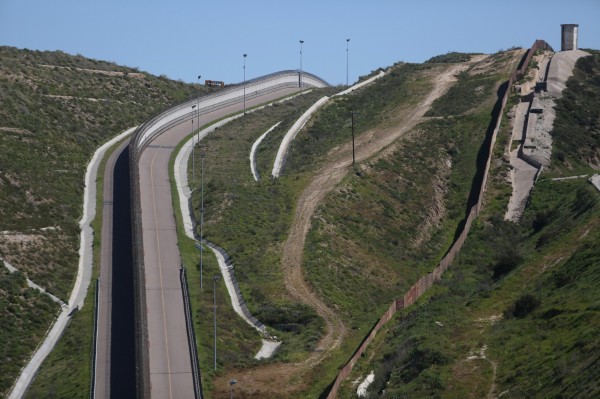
299;40;304;88
200;147;205;291
229;379;237;399
213;275;221;370
191;104;197;189
243;53;247;114
197;74;201;140
351;110;355;165
346;38;350;86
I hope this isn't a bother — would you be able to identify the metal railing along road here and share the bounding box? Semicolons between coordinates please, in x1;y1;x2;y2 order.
90;278;100;399
128;69;329;398
180;267;203;399
132;70;329;153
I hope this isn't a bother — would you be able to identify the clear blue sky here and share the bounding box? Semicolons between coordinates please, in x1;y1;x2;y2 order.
1;0;599;85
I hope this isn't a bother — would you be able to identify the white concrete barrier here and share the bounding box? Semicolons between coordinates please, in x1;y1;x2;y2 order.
136;71;328;150
250;122;282;181
271;70;387;178
272;96;330;177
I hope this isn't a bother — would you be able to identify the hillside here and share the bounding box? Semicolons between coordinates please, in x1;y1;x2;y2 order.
2;44;598;399
337;51;600;398
180;50;524;398
0;46;203;397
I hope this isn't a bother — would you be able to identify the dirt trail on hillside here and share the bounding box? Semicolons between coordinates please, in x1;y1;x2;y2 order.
213;56;487;398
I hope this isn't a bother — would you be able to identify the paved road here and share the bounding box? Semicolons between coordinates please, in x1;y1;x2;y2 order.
139;88;300;398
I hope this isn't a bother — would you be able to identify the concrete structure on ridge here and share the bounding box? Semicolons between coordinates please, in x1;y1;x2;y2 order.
561;24;579;51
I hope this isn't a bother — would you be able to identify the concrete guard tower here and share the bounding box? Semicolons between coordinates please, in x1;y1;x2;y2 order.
561;24;579;51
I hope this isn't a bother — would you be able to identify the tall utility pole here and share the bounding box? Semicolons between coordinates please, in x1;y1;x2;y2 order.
200;148;205;291
346;38;351;86
195;75;204;290
197;74;201;140
213;275;220;370
191;104;197;188
351;110;355;165
243;53;247;114
299;40;304;88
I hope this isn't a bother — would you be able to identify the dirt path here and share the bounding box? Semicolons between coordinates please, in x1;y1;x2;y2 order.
213;56;486;397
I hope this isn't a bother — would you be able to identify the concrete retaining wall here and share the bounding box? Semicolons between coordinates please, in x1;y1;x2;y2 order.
135;71;328;152
326;41;549;398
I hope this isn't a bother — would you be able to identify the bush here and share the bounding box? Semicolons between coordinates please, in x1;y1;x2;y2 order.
425;52;474;64
532;209;556;232
505;294;540;318
401;347;450;382
491;249;523;280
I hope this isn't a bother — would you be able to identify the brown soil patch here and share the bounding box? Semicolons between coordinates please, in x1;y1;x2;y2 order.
411;153;451;248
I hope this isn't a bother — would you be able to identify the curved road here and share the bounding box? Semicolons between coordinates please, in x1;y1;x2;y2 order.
137;82;326;397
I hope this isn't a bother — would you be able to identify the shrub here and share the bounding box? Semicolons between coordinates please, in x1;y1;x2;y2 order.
532;209;556;232
491;249;523;281
505;294;540;318
425;52;474;64
401;347;450;382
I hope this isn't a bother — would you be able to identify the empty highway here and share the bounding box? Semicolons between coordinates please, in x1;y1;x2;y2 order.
133;72;328;398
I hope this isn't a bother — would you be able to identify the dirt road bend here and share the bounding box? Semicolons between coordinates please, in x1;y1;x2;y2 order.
214;57;487;397
282;58;484;362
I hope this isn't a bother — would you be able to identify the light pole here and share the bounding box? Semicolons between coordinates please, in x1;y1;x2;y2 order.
229;379;237;399
191;104;197;189
213;275;220;370
351;110;355;165
299;40;304;88
197;74;201;140
243;53;247;114
346;38;350;86
200;147;205;291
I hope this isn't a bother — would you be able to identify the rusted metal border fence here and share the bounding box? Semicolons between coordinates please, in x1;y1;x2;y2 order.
326;40;551;398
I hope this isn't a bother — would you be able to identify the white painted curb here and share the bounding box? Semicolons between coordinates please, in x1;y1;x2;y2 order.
271;70;387;178
250;122;281;181
272;96;330;178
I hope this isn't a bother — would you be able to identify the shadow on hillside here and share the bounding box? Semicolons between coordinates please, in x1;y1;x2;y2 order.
452;80;509;243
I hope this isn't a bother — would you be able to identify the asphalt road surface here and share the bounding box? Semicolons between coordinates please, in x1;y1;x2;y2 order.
139;87;300;398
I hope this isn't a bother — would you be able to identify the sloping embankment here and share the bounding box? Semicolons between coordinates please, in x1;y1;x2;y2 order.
326;42;547;398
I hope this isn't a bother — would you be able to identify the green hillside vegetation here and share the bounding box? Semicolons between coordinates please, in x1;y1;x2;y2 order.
3;44;598;399
0;264;57;397
299;50;520;396
0;46;203;396
0;46;202;300
337;51;600;398
548;49;600;176
187;50;522;396
190;88;338;369
186;62;443;396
